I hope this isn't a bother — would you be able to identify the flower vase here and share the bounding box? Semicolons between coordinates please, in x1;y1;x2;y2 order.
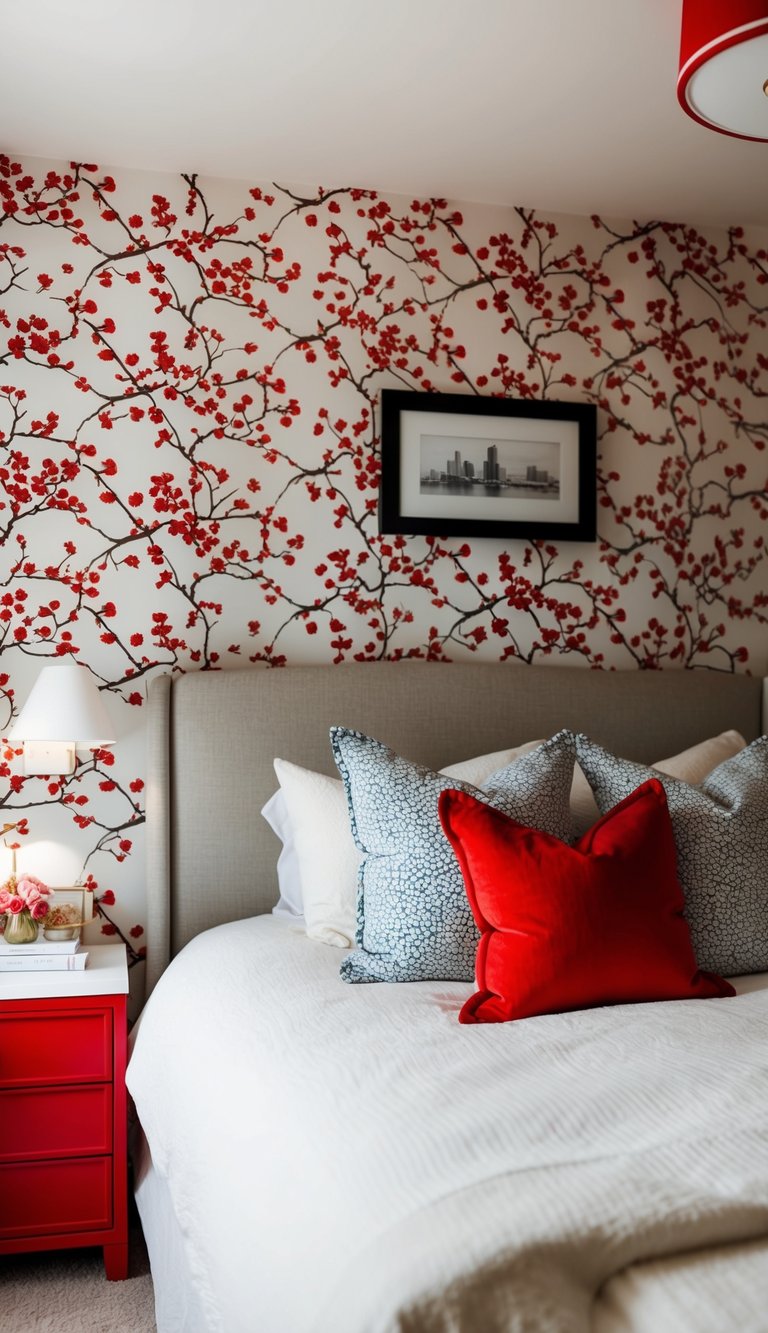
4;911;39;945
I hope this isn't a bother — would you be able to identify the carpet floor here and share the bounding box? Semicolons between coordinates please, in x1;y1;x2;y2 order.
0;1215;156;1332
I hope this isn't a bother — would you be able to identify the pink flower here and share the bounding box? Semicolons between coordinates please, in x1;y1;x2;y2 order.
0;890;11;912
16;875;50;903
30;900;49;920
7;896;24;914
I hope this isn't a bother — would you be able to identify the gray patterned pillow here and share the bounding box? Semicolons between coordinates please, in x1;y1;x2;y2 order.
331;728;575;984
575;734;768;976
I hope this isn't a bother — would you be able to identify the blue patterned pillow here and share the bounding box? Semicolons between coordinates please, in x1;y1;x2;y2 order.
575;734;768;976
331;728;575;984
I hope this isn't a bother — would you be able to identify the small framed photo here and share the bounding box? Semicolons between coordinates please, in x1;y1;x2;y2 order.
379;389;597;541
44;886;93;942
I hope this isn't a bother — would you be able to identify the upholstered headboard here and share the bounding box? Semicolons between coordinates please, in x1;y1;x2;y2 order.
144;662;766;996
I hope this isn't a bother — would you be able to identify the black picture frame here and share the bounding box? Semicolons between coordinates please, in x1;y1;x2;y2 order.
379;389;597;542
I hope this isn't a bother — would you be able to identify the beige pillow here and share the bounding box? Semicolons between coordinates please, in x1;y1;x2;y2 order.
570;730;747;835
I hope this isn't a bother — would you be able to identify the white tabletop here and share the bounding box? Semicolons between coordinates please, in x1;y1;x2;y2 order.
0;944;129;1001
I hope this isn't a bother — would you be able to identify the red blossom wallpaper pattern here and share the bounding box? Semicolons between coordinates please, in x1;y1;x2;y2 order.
0;154;767;976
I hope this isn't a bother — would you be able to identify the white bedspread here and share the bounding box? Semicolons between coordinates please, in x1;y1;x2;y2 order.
127;916;768;1333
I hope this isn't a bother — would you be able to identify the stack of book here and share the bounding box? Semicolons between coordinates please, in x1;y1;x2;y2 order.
0;936;88;971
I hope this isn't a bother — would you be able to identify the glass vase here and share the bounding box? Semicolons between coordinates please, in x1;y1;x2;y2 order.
4;911;39;945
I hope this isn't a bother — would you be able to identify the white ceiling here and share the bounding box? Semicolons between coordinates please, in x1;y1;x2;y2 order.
2;0;767;228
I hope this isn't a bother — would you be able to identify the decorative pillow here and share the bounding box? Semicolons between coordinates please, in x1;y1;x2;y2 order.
575;733;768;976
262;741;544;946
332;729;575;983
439;779;734;1024
569;730;747;834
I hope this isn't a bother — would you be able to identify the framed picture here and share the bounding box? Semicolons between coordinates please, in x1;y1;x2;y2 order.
379;389;597;541
44;885;93;941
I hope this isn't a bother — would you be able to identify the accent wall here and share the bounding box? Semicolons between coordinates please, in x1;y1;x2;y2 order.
1;153;766;984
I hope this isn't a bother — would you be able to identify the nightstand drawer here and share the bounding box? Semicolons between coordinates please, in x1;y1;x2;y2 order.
0;1156;112;1238
0;1084;112;1162
0;1010;112;1087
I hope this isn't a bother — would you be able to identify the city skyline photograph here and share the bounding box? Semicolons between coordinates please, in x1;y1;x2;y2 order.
419;432;561;501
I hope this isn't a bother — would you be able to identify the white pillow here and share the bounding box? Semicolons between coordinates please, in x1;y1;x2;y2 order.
262;742;542;947
260;789;304;921
570;729;747;834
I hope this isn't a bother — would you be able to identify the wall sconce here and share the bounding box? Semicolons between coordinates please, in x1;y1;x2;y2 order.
6;664;115;775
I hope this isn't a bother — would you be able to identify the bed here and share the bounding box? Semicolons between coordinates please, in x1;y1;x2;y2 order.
127;662;768;1332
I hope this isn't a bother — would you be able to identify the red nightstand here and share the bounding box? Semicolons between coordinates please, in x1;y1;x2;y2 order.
0;944;129;1279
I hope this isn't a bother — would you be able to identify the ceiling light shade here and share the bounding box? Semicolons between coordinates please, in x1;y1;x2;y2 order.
7;665;115;774
678;0;768;141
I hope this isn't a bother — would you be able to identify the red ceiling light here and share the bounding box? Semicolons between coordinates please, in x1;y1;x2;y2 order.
678;0;768;140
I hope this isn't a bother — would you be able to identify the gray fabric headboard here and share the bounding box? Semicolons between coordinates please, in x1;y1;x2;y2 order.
145;662;766;997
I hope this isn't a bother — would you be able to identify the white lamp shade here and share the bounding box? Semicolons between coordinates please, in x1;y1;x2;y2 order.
7;665;115;746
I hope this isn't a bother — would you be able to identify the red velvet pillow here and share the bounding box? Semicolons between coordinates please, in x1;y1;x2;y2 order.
438;778;734;1024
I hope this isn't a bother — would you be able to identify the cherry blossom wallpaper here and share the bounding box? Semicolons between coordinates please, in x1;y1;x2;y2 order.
1;153;767;988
